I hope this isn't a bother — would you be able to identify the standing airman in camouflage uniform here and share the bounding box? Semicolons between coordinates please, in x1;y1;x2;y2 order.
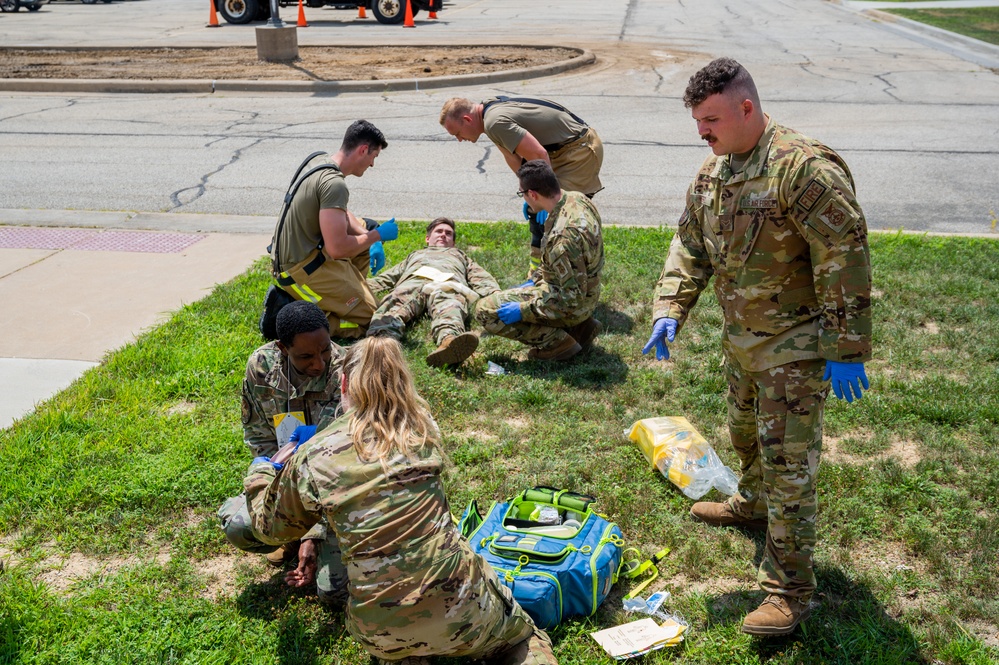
244;337;557;665
367;217;500;367
476;160;604;362
644;58;872;636
217;301;350;606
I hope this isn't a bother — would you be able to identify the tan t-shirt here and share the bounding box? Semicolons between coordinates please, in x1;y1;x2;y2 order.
274;154;349;270
482;97;586;154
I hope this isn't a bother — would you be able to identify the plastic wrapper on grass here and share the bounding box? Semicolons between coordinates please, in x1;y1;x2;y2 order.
627;416;738;499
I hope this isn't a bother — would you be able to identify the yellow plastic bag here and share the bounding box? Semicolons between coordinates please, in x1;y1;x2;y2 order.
627;417;738;500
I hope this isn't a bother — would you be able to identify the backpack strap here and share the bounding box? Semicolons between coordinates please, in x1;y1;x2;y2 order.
482;96;589;153
270;152;343;275
483;96;587;126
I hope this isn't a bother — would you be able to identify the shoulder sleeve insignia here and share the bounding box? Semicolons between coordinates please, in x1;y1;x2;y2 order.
241;394;252;426
816;199;857;234
795;179;827;212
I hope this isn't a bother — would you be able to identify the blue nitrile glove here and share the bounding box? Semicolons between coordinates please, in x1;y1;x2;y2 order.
521;202;548;227
251;456;283;471
514;279;535;289
497;302;523;325
377;218;398;242
369;241;385;275
289;425;317;449
823;361;869;403
641;317;678;361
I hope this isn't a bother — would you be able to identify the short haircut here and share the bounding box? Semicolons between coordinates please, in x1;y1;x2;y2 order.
517;160;561;199
341;119;388;153
439;97;474;125
276;300;329;348
683;57;760;109
426;217;456;238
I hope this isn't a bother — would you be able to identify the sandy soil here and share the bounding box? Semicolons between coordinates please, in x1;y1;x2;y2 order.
0;46;579;80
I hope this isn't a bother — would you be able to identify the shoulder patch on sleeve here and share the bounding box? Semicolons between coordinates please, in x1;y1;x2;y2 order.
815;199;857;235
795;179;827;213
554;255;572;280
241;394;252;425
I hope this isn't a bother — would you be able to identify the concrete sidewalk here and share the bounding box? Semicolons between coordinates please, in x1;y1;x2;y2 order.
0;210;270;429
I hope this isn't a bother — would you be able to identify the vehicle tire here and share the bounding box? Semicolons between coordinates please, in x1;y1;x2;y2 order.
27;4;42;10
370;0;406;24
0;0;18;12
218;0;259;24
81;0;97;4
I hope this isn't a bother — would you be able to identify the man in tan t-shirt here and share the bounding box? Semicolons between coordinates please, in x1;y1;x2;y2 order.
269;119;399;339
439;96;603;274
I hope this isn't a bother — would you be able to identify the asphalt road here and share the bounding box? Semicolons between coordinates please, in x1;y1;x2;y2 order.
0;0;997;232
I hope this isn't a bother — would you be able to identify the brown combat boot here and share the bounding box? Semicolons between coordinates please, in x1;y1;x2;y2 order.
741;594;812;635
426;332;478;367
690;501;767;531
264;542;299;568
566;317;601;351
528;335;582;362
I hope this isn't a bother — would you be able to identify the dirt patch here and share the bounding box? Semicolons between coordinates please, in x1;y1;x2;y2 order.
0;46;579;81
824;433;922;468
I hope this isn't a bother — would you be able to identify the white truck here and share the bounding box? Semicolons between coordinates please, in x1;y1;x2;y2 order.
217;0;442;25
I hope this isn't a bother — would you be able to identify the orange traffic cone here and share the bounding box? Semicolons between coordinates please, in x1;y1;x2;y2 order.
429;2;437;19
357;3;367;19
207;0;220;27
297;0;308;27
403;0;415;27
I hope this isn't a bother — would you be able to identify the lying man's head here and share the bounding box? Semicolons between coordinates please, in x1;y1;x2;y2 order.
425;217;456;247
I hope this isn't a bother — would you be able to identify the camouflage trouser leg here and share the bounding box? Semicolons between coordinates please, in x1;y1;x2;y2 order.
426;289;469;346
217;493;348;603
474;289;574;349
724;358;827;601
367;284;427;340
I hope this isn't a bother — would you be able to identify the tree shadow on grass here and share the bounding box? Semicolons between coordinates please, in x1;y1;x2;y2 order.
706;565;928;665
235;571;350;665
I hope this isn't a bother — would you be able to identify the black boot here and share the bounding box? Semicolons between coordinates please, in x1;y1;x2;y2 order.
259;285;295;340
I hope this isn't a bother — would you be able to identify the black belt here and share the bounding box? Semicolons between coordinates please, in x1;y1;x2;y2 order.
276;249;326;287
545;128;588;154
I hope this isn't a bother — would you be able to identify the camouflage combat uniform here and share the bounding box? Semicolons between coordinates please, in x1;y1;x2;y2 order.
476;191;604;350
243;415;549;663
653;117;872;601
366;246;499;345
217;341;350;605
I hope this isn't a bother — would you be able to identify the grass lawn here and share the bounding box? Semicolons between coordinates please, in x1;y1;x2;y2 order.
883;7;999;46
1;223;998;665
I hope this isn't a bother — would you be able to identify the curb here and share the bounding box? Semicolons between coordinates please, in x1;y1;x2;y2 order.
1;208;997;239
0;45;595;94
826;0;999;69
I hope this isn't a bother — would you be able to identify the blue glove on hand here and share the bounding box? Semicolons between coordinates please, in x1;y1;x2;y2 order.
641;318;678;361
289;425;317;448
377;218;398;242
823;361;869;403
251;456;283;471
497;302;523;325
369;241;385;275
521;202;549;227
514;279;535;289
